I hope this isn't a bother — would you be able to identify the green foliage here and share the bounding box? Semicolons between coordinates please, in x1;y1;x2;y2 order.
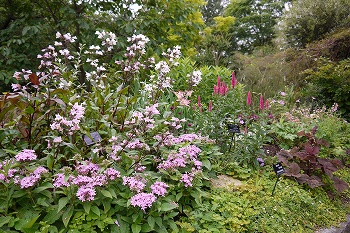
316;115;350;160
277;0;350;48
233;50;291;98
177;171;349;232
201;0;225;26
303;58;350;119
224;0;289;53
195;16;235;67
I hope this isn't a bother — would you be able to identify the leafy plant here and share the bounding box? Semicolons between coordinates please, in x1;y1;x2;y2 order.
277;126;349;197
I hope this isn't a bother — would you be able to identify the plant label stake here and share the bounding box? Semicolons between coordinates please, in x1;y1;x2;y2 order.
272;163;285;196
83;131;102;146
227;124;240;152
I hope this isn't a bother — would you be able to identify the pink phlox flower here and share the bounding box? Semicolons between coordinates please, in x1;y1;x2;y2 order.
11;84;22;92
70;103;85;120
151;181;169;196
76;186;96;202
53;173;72;188
72;175;94;186
115;220;120;227
104;168;121;180
180;173;194;187
157;154;187;171
179;145;201;160
15;149;37;162
76;161;100;175
33;166;48;177
53;136;62;143
123;176;146;193
130;192;157;211
20;174;40;189
125;139;150;151
193;160;202;170
145;103;160;116
280;91;286;96
92;174;108;186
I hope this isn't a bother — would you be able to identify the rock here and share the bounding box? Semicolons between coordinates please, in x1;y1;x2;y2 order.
211;175;242;190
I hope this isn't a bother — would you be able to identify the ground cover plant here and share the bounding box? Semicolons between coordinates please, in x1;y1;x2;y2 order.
0;29;350;233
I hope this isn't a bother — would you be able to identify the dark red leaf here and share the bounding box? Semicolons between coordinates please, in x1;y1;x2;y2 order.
296;174;310;184
307;176;323;188
297;130;306;137
331;159;343;169
29;73;40;85
332;176;349;194
289;162;301;176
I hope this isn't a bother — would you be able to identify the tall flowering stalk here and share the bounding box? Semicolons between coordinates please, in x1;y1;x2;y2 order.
213;76;229;96
259;94;264;110
247;91;252;106
231;71;237;88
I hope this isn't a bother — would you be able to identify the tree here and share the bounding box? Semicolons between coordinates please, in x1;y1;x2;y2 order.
195;16;236;66
224;0;289;53
276;0;350;48
201;0;225;26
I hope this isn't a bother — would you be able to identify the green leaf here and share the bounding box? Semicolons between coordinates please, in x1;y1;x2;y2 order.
91;206;101;217
101;189;113;199
168;219;178;232
62;205;73;227
160;202;178;212
33;182;54;193
147;216;155;229
202;159;211;170
42;207;61;224
141;224;153;232
132;224;141;233
83;202;91;214
57;197;69;213
0;216;12;227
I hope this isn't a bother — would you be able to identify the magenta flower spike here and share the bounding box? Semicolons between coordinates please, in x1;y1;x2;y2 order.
259;94;264;110
265;99;269;109
208;101;213;112
247;91;252;106
231;71;236;88
197;95;201;108
217;75;221;88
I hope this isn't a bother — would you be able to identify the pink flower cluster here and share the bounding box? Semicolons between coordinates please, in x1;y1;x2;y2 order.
157;145;202;171
122;176;146;193
19;166;48;189
213;76;229;96
0;155;47;189
130;181;169;210
52;161;121;202
164;117;186;130
150;181;169;197
130;193;157;211
154;132;212;147
14;149;37;162
180;173;194;187
50;102;85;134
